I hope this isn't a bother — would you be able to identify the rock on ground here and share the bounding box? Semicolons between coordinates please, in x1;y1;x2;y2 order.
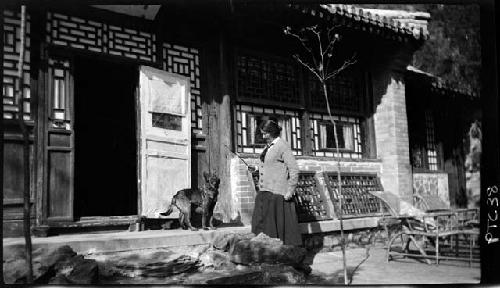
205;263;306;285
3;245;98;284
198;247;235;270
229;233;307;267
211;232;255;252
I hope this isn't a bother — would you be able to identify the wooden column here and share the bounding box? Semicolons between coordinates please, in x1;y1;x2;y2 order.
217;26;234;222
364;70;377;159
203;6;235;222
300;67;312;155
32;6;49;234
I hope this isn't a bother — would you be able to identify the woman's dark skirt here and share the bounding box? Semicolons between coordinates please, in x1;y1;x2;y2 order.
251;190;302;246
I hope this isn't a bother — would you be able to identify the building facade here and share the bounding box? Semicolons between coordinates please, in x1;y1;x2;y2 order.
3;2;476;237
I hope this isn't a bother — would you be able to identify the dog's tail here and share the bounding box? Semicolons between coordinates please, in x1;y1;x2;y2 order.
159;197;176;216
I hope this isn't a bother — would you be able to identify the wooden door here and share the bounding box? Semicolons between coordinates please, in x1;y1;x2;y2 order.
138;66;191;218
46;57;74;222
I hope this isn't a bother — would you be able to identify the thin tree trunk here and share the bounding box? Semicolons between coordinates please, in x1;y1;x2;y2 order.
16;5;33;283
322;82;348;285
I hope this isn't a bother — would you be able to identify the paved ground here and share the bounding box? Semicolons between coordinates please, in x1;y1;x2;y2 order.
4;225;481;285
308;247;480;285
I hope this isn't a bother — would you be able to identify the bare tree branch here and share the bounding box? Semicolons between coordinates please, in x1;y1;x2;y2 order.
286;30;313;54
293;55;322;81
325;56;357;81
287;29;321;73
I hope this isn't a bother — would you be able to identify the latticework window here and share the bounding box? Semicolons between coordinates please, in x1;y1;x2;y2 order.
236;104;302;155
324;172;383;218
309;68;363;114
310;113;362;159
425;110;439;171
162;43;202;132
3;10;31;121
237;53;300;106
293;172;331;222
48;58;71;130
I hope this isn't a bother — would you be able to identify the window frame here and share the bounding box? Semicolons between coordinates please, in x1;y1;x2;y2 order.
410;109;444;172
233;49;373;159
235;104;303;155
317;120;356;152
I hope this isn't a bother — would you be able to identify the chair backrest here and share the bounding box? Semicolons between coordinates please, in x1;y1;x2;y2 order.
367;190;400;216
413;193;450;212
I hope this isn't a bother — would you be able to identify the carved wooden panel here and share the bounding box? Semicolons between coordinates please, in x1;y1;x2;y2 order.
47;151;73;220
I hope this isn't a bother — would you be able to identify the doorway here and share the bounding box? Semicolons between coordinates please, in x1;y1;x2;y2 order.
74;56;138;218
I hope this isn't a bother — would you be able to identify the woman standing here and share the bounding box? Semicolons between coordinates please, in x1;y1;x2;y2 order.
251;120;302;246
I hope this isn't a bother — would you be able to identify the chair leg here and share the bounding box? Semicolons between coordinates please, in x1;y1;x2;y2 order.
387;232;404;262
469;235;473;267
408;234;432;265
435;235;439;265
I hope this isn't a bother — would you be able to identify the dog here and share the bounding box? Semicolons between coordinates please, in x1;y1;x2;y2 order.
160;172;220;231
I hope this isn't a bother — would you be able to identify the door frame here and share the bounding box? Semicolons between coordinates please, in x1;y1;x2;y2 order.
41;48;146;226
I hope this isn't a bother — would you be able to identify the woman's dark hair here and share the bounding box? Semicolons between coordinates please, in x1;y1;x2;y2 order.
260;120;282;138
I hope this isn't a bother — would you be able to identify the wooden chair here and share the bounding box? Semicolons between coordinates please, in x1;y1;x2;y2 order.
413;192;450;212
370;191;479;266
386;209;479;266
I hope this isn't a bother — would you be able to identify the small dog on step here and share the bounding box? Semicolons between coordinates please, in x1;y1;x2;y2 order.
160;172;220;231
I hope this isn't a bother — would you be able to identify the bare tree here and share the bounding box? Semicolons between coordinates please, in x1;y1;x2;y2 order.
285;25;356;285
16;4;34;283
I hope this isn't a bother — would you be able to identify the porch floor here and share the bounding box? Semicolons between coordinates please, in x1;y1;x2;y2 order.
3;217;381;255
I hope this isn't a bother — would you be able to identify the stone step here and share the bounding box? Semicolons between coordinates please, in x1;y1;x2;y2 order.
3;217;381;257
3;226;251;256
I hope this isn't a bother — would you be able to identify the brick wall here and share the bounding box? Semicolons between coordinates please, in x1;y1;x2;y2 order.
372;70;413;203
229;155;383;225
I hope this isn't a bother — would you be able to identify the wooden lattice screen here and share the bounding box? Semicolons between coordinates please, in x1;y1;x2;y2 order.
2;10;31;121
292;171;331;222
309;68;363;114
236;53;300;105
323;172;383;218
47;12;156;62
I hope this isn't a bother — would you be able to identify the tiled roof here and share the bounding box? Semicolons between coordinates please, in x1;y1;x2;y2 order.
406;66;477;98
289;4;430;41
